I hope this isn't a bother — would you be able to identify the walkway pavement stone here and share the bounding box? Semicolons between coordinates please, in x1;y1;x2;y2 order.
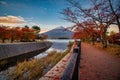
79;43;120;80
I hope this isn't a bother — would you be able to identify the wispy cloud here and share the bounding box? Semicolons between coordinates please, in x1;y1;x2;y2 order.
0;15;24;24
22;21;60;30
0;15;59;29
0;15;71;31
0;1;8;5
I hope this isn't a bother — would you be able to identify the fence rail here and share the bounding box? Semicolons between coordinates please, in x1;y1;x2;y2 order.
61;40;81;80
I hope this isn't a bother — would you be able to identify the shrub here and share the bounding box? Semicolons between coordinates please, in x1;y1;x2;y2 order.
108;33;120;45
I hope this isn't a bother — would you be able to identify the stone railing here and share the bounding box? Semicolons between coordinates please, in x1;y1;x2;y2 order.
61;40;81;80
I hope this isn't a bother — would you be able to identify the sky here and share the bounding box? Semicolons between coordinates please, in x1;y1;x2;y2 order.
0;0;75;31
0;0;119;33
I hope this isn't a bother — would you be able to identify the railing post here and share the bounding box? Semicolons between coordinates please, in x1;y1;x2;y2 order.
76;39;81;80
76;39;81;54
61;40;81;80
72;47;79;80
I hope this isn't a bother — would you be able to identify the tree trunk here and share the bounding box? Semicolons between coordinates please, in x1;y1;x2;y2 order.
92;34;95;45
101;28;107;48
87;35;91;43
11;37;14;43
2;38;5;43
108;0;120;32
102;38;107;48
116;18;120;32
113;11;120;32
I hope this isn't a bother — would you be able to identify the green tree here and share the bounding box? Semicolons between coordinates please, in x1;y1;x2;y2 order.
24;25;29;28
32;25;40;31
32;25;41;39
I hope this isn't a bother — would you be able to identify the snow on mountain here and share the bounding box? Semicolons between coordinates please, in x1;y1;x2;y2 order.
40;26;73;39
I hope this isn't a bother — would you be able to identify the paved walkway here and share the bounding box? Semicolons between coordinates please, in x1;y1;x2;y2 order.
79;43;120;80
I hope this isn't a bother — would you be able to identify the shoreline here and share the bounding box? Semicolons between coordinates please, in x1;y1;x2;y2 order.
0;41;52;71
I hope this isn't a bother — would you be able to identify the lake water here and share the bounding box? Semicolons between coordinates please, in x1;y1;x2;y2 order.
34;39;74;58
0;39;74;80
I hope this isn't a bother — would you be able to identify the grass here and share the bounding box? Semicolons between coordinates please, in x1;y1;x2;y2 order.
86;42;120;57
0;60;8;68
11;41;73;80
12;59;44;80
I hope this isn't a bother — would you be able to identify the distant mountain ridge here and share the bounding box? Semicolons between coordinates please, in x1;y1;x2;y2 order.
41;26;73;39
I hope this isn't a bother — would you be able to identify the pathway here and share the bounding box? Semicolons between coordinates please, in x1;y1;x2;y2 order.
79;43;120;80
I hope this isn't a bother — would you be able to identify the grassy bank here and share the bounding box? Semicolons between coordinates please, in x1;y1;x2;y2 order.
0;60;8;69
86;42;120;57
11;41;73;80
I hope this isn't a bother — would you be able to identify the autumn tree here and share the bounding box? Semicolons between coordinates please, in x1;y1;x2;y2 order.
9;27;22;43
73;29;89;41
21;27;35;42
61;0;120;48
0;26;10;43
73;21;101;45
0;25;35;43
108;32;120;44
108;0;120;31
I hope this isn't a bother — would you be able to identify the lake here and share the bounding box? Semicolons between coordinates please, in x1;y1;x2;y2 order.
34;39;74;58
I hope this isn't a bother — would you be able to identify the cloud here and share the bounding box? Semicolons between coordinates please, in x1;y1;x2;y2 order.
0;15;24;24
0;1;8;5
0;16;59;30
40;29;48;33
29;22;60;30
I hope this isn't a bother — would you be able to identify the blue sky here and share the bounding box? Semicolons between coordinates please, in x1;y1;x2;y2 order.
0;0;119;33
0;0;75;30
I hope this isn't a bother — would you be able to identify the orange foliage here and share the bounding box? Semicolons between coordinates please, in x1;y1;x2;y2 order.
73;31;88;39
21;28;35;41
73;23;101;40
0;26;35;43
0;26;10;42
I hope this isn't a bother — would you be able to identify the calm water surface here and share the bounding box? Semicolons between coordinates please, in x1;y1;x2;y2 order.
35;39;74;58
0;39;74;80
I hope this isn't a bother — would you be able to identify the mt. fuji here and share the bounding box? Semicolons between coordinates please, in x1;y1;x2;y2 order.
40;26;73;39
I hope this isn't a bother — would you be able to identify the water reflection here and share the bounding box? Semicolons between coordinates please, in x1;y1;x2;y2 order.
34;39;74;58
